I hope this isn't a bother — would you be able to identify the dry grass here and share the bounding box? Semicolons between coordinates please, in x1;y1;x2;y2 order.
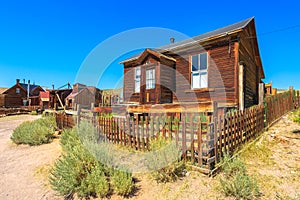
239;114;300;200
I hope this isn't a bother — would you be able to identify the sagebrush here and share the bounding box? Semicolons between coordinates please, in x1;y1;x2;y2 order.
219;154;260;200
146;137;185;183
11;115;56;145
50;121;134;199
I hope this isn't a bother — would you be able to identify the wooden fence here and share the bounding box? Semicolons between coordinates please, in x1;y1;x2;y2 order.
265;91;294;127
20;106;42;112
0;108;30;117
55;89;300;174
55;113;76;129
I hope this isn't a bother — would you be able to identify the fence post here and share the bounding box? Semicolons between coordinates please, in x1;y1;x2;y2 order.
212;101;218;164
77;104;82;125
289;86;294;109
182;113;187;161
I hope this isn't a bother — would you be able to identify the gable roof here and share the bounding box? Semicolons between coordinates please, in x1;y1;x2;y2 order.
19;83;41;93
136;48;176;64
67;86;96;99
0;88;8;94
160;17;253;51
120;17;253;64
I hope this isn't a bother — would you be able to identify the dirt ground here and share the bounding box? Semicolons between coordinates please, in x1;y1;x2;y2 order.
239;113;300;200
0;113;299;200
0;115;62;200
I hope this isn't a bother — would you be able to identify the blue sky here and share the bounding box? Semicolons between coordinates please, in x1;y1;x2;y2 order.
0;0;299;90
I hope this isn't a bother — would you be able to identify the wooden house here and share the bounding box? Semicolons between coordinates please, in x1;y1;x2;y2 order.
120;17;265;113
66;83;102;110
0;79;44;107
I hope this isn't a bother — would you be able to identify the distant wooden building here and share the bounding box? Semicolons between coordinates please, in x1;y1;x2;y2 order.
40;89;72;110
265;82;277;96
120;17;265;113
0;79;44;107
101;88;123;106
66;83;102;110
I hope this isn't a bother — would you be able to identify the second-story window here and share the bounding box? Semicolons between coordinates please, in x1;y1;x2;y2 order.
134;67;141;93
16;88;20;94
146;68;155;89
191;52;208;89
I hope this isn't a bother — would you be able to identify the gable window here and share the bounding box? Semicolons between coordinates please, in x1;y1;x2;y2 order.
191;52;208;89
16;88;20;94
146;68;155;89
134;67;141;93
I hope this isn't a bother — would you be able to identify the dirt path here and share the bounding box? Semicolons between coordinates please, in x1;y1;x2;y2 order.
0;115;62;200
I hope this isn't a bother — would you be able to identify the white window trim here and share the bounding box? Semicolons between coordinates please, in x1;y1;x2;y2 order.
146;68;155;90
191;52;208;89
134;66;141;93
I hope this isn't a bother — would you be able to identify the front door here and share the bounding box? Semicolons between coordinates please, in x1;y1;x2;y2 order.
145;67;156;104
145;89;156;104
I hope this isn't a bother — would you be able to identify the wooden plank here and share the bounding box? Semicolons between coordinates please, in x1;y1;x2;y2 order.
198;122;203;165
182;114;187;161
218;115;223;159
214;116;218;163
141;118;145;152
127;115;132;148
191;117;195;164
138;119;141;150
146;116;149;150
230;112;234;151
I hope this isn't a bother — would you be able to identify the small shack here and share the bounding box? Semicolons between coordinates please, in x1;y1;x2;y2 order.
66;83;102;110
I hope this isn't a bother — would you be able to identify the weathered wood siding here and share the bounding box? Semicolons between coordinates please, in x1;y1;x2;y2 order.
1;84;27;107
123;54;175;104
238;20;260;108
159;58;175;104
123;64;139;103
74;88;95;108
122;19;263;109
0;94;24;107
169;41;237;105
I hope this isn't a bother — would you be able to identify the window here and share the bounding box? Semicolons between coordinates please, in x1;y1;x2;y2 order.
146;68;155;89
16;88;20;94
191;52;208;89
134;67;141;93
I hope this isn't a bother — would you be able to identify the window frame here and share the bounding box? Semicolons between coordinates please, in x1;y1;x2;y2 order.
146;68;155;90
191;52;208;89
16;88;20;94
134;66;141;93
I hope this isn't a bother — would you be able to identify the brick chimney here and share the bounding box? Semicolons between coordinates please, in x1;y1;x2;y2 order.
16;79;20;84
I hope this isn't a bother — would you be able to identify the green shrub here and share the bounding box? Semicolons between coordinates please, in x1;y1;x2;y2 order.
111;167;134;196
146;137;184;183
50;127;110;198
11;116;56;145
30;110;38;115
77;165;109;198
220;154;260;199
293;109;300;123
50;122;134;199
